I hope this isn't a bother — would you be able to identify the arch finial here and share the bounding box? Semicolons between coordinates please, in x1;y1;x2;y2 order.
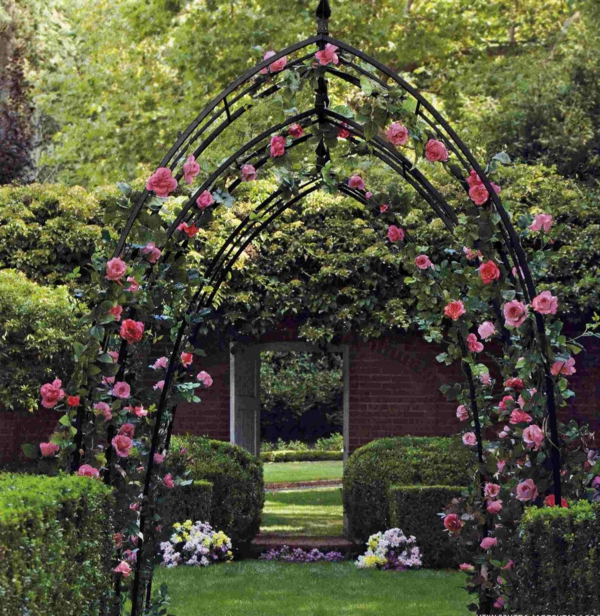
316;0;331;34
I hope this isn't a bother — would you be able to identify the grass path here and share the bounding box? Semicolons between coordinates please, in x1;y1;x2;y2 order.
261;487;343;536
156;561;469;616
263;460;343;484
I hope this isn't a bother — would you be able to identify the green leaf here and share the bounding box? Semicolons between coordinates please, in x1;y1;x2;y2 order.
492;152;511;165
330;105;354;119
59;414;72;427
21;443;38;459
359;76;373;96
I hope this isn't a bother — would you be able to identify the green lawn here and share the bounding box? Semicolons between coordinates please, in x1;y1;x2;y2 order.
263;460;343;484
156;561;470;616
261;488;343;536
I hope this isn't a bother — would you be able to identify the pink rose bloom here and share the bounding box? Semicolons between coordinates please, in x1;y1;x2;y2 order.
40;442;59;457
261;50;287;73
493;597;505;610
146;167;177;198
544;494;569;508
178;222;199;238
78;464;100;478
109;305;123;322
444;300;466;321
516;478;538;502
365;191;373;199
141;242;162;264
197;371;213;387
502;560;514;571
424;139;448;162
125;276;139;292
348;174;365;191
94;401;112;421
270;135;286;158
114;561;132;577
528;213;553;233
497;460;506;473
459;563;475;572
510;409;532;425
443;513;464;533
154;453;165;464
67;396;80;407
183;155;200;184
163;473;175;489
40;378;65;408
337;123;350;139
112;381;131;399
504;377;524;392
478;321;496;340
387;225;405;243
153;380;165;391
551;357;576;376
259;50;275;74
181;352;194;367
197;190;214;209
112;435;133;458
380;204;389;213
486;500;503;514
118;423;135;438
120;319;145;344
531;290;558;315
105;257;127;282
109;349;119;360
125;405;147;418
503;300;528;327
484;483;501;499
479;372;492;386
241;164;257;182
498;395;515;411
480;537;497;550
467;333;484;353
152;356;168;370
456;405;469;421
102;376;115;387
315;43;339;66
466;170;482;187
386;122;409;146
463;246;482;261
478;260;500;285
523;424;544;451
469;183;490;206
415;254;434;270
462;432;477;446
288;123;304;138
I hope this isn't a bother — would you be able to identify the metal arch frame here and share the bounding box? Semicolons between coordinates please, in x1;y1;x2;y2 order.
94;2;563;612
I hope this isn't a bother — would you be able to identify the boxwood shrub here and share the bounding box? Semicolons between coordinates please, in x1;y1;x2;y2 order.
169;435;264;544
388;485;465;568
0;473;114;615
343;436;474;542
157;479;213;544
513;501;600;613
260;450;343;463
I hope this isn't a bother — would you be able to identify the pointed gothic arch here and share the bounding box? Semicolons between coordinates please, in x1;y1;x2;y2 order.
52;2;570;613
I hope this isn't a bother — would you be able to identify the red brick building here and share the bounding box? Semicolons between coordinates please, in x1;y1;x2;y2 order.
2;325;599;462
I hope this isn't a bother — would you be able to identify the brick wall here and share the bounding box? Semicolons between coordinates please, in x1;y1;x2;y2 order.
2;328;599;462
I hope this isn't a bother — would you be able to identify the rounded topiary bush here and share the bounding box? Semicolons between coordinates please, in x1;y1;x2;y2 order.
169;435;264;545
343;436;475;542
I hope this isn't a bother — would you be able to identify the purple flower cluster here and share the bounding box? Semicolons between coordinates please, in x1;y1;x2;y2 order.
259;545;344;563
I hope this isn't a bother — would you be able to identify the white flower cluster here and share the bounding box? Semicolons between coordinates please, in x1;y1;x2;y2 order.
356;528;421;570
159;520;233;568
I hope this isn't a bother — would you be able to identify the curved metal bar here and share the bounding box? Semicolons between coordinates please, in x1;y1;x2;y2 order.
114;36;322;258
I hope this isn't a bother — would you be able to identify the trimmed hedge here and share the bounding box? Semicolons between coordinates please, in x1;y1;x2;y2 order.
158;480;213;543
170;436;264;544
388;485;465;568
514;501;600;613
0;473;114;615
260;450;343;463
343;437;474;541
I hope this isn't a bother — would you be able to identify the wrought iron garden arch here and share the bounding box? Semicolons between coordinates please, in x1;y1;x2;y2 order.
56;1;569;613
